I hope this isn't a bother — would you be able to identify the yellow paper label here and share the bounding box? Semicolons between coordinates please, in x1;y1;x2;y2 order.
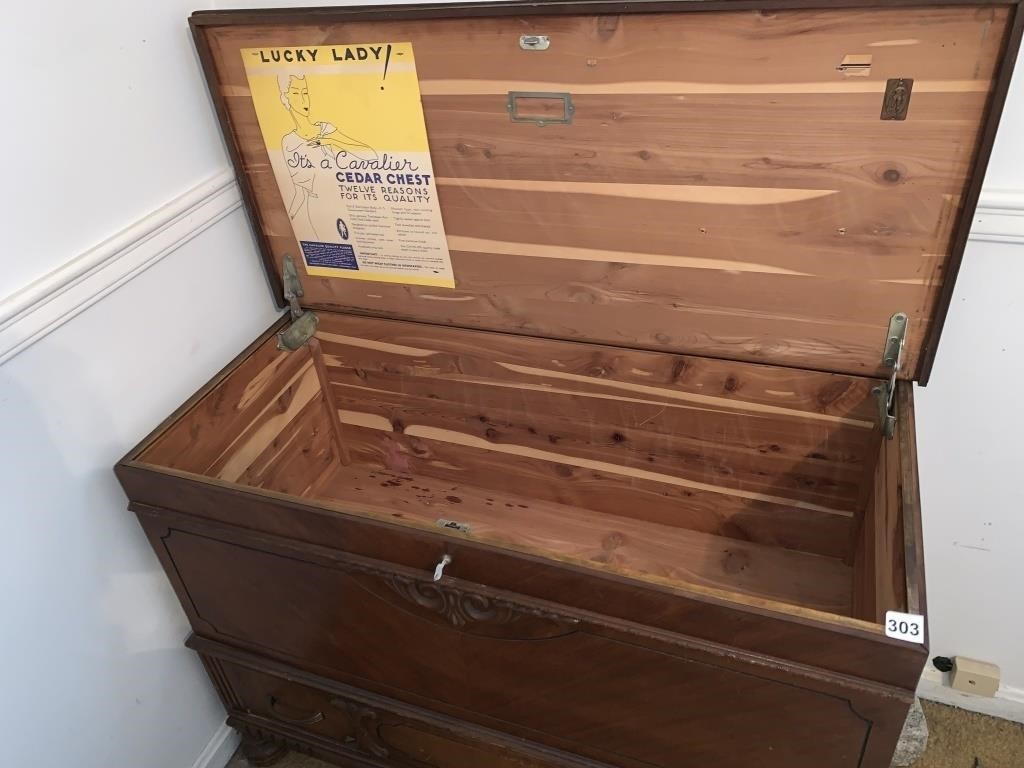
241;43;454;287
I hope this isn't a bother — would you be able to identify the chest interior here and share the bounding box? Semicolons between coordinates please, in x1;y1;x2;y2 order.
138;312;913;626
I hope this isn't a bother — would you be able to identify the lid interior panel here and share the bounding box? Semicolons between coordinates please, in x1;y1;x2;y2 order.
196;4;1013;378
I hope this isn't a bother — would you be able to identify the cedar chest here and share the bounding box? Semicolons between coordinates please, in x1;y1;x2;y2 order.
115;2;1023;766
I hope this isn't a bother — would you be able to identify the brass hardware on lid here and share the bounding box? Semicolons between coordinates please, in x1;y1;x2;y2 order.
436;518;472;535
519;35;550;50
507;91;575;127
872;312;908;439
276;254;319;351
881;78;913;121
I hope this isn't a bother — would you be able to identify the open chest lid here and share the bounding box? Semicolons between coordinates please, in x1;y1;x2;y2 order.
191;1;1022;383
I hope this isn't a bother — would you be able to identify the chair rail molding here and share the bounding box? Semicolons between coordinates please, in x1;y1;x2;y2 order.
970;188;1024;244
1;175;1022;368
0;169;241;366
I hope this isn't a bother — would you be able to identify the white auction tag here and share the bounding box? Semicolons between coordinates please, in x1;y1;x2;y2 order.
885;611;925;643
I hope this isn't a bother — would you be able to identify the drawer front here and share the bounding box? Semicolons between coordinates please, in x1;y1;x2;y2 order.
158;523;880;768
205;651;596;768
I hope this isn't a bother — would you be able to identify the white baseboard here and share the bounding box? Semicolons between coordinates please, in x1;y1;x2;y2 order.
0;168;241;366
192;722;240;768
917;666;1024;725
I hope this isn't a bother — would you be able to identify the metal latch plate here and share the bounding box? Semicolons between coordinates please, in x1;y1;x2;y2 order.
436;519;472;535
519;35;550;50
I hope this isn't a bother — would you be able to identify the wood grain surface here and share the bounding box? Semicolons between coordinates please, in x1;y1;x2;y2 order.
896;380;926;621
168;548;870;768
209;654;616;768
138;314;899;615
198;6;1011;377
160;527;867;768
194;633;917;768
853;426;909;621
117;10;952;766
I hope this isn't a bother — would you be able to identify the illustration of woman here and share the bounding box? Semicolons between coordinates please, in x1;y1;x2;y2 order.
278;74;378;237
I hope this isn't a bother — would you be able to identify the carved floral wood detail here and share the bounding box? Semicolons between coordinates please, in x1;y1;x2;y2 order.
307;539;583;634
382;573;579;629
329;695;391;760
235;720;314;761
166;526;581;641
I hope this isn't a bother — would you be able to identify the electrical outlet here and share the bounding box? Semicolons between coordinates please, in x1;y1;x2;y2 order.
950;657;1000;697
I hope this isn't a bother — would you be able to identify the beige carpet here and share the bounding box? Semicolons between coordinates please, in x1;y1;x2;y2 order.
227;700;1024;767
911;700;1024;768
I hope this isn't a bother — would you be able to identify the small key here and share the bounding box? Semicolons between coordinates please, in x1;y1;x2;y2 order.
433;554;452;582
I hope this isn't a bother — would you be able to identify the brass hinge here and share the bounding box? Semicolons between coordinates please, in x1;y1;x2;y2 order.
872;312;908;439
276;255;318;351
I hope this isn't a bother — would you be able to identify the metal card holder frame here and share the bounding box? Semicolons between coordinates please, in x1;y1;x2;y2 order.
507;91;575;126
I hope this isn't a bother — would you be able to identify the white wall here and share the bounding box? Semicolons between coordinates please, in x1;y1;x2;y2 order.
1;3;1023;768
0;1;227;297
0;212;279;767
910;41;1024;716
0;2;275;767
915;237;1024;713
